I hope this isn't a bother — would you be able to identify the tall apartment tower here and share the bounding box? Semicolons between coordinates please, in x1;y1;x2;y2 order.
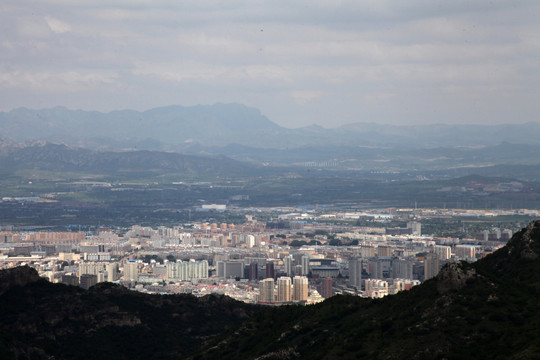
79;274;97;290
249;263;258;281
259;278;275;303
407;221;422;236
265;262;275;279
293;276;308;302
301;255;310;276
167;260;209;281
392;258;413;280
319;277;334;299
284;255;293;277
124;260;139;281
349;258;362;288
277;276;292;303
434;245;452;260
61;274;79;286
106;262;118;282
424;253;440;281
455;245;476;259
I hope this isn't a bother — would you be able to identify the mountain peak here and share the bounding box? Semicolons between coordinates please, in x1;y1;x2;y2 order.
507;219;540;260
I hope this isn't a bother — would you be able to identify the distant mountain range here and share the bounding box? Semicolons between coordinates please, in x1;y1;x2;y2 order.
3;221;540;359
0;141;259;177
3;104;540;151
4;138;540;181
0;104;282;150
3;104;540;177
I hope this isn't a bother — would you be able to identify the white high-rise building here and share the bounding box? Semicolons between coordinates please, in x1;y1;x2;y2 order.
277;276;292;303
434;245;452;260
259;278;275;303
293;276;308;302
124;260;139;281
79;262;105;277
365;279;388;298
407;221;422;236
166;260;209;281
246;235;255;248
455;245;476;259
106;262;118;282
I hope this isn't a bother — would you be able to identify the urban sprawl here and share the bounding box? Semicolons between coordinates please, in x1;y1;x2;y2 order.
1;206;534;305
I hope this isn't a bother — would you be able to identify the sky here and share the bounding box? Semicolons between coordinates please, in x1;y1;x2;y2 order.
1;0;539;128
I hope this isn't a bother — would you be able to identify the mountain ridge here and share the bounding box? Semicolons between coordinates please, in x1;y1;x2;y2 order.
0;141;259;177
3;105;540;151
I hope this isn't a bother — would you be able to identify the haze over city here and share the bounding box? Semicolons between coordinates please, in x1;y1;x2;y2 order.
2;0;540;127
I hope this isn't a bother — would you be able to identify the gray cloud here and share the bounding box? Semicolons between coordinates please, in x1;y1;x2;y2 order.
1;0;539;128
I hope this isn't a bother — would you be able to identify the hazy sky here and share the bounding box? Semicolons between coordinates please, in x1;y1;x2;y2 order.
1;1;539;128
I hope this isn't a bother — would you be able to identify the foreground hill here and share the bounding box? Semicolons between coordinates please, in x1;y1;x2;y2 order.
0;268;261;359
2;221;540;359
190;221;540;359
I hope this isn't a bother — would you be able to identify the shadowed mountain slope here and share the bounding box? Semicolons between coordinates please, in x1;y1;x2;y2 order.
2;222;540;359
189;221;540;360
0;271;261;360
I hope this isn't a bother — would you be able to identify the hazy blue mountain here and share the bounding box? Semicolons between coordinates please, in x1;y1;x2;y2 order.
0;141;258;177
181;142;540;175
0;104;281;149
2;105;540;152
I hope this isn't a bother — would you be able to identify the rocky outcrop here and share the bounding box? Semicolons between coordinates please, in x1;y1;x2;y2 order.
507;220;540;260
436;262;476;294
0;266;41;296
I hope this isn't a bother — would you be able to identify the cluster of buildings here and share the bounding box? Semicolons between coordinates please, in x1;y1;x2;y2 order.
258;276;310;304
0;212;513;303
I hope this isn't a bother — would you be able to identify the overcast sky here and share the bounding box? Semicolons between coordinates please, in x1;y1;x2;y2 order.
1;1;539;128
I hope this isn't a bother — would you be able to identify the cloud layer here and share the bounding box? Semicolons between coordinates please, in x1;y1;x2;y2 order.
1;0;539;128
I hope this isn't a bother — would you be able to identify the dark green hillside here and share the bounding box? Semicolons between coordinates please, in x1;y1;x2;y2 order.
0;269;261;360
190;221;540;360
3;222;540;360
